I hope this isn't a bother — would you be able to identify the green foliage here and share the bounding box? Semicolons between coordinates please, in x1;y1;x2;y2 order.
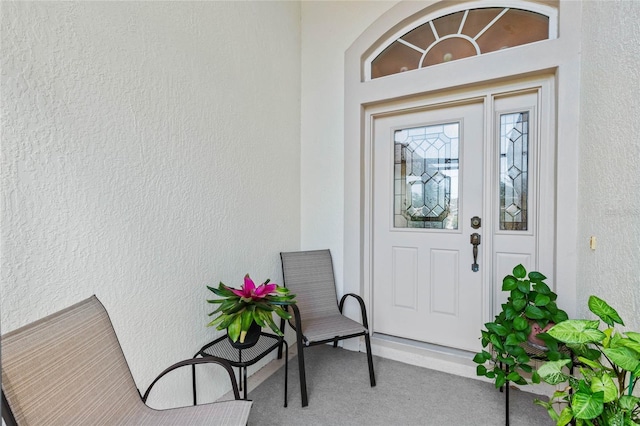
206;276;296;343
474;264;569;389
535;296;640;426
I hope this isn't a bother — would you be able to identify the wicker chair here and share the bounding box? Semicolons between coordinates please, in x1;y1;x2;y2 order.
1;296;252;426
279;249;376;407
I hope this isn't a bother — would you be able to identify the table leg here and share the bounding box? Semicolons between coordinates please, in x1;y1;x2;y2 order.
243;365;248;400
192;361;197;406
505;365;510;426
284;340;289;407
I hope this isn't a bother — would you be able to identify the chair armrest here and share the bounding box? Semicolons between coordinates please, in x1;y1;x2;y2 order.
338;293;370;330
289;303;308;346
141;356;241;403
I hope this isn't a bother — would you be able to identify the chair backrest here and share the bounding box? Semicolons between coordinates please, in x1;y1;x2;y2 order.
1;296;143;425
280;250;341;320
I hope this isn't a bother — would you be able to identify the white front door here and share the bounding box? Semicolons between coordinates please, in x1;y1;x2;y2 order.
371;82;551;353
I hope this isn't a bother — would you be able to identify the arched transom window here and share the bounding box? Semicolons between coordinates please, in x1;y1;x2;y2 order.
367;5;557;80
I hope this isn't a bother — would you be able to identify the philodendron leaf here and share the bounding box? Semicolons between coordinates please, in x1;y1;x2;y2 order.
551;310;569;324
532;281;551;295
618;395;640;411
505;333;522;346
502;275;518;291
486;322;509;336
528;270;547;282
556;407;574;426
504;305;518;320
588;295;624;327
602;347;640;372
617;338;640;358
534;293;551;307
473;350;491;364
547;320;606;344
577;356;605;370
524;305;545;320
625;331;640;343
513;264;527;279
495;369;506;389
476;364;487;376
513;316;529;331
571;390;604;420
512;298;527;312
533;398;559;422
507;371;523;382
590;373;618;403
531;370;540;384
517;279;531;294
537;359;571;385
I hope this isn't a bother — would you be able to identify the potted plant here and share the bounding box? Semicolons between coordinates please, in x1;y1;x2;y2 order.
207;274;296;348
474;264;569;389
534;296;640;425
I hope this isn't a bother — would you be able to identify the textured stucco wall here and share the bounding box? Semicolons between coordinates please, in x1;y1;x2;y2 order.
577;0;640;329
300;1;397;294
1;1;301;407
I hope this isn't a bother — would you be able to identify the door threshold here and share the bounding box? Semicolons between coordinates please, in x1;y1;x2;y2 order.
370;333;555;397
370;333;479;379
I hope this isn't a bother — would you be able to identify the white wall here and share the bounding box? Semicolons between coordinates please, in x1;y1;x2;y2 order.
300;0;397;294
577;0;640;329
1;1;301;407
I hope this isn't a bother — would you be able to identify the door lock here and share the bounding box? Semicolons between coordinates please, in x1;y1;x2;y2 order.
471;216;481;229
470;233;481;272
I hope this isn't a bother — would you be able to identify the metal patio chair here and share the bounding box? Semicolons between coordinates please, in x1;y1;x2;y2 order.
279;249;376;407
1;296;252;426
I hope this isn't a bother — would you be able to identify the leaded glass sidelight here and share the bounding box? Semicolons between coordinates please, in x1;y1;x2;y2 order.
394;123;459;229
499;112;529;230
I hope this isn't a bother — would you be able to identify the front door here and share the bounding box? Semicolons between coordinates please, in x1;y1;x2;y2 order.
371;85;549;353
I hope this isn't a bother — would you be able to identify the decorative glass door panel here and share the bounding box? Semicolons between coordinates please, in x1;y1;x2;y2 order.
394;123;459;229
499;112;529;231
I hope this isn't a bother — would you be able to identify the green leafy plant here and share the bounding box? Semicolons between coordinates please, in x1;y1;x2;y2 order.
473;264;569;388
206;274;296;343
534;296;640;426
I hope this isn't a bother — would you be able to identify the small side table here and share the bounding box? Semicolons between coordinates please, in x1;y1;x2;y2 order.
192;332;288;407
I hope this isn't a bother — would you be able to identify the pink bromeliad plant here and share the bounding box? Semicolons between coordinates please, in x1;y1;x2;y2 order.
207;274;296;343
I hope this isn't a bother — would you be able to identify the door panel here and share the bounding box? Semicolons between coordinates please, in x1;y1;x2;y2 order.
368;79;553;355
373;101;484;352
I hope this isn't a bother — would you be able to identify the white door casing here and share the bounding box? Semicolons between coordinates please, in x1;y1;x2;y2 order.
366;77;555;353
344;1;581;362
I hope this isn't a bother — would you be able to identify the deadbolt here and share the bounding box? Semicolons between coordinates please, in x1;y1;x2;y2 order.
471;216;481;229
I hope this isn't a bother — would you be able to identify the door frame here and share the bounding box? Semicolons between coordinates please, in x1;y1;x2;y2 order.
343;1;582;361
365;77;555;349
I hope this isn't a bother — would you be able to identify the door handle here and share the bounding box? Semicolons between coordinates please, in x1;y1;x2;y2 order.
470;233;481;272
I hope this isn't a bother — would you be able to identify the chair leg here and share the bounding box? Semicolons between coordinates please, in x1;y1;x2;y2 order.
364;333;376;387
296;338;308;407
277;317;286;359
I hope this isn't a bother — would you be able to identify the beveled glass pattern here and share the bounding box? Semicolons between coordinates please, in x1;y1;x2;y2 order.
499;112;528;230
394;123;459;229
371;7;549;79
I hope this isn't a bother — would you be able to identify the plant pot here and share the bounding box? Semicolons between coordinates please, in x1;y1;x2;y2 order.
527;321;554;348
228;322;262;349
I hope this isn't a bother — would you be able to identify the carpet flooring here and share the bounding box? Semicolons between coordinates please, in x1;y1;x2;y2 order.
247;345;555;426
